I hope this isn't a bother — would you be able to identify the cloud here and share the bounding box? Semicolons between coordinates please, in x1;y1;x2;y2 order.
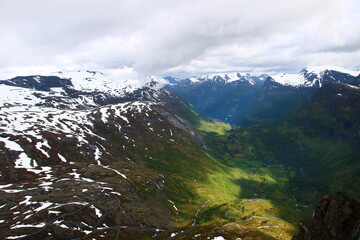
0;0;359;79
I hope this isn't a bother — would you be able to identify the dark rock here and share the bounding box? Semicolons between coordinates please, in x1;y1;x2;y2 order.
293;192;360;240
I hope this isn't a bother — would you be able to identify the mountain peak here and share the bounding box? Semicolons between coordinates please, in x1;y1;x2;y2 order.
51;70;126;93
145;75;168;88
269;66;360;88
303;66;360;77
185;72;260;85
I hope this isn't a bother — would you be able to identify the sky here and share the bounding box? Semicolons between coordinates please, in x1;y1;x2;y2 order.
0;0;359;80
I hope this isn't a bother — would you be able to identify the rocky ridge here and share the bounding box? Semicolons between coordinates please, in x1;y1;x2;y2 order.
293;192;360;240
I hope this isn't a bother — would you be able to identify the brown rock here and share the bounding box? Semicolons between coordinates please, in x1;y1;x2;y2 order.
293;192;360;240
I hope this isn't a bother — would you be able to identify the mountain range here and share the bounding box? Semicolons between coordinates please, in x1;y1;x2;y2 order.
0;67;359;239
165;67;360;125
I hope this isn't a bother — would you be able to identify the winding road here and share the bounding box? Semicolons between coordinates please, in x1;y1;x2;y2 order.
224;199;281;221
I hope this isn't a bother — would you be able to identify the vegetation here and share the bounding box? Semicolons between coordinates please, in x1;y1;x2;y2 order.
154;83;360;239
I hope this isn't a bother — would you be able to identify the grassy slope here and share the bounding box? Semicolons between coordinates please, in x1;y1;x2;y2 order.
223;83;360;204
264;83;360;197
152;99;309;240
156;83;360;239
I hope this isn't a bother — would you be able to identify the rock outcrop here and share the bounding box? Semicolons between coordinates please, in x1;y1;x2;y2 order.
293;192;360;240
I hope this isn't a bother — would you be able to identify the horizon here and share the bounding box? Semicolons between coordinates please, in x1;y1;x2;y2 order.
1;65;359;82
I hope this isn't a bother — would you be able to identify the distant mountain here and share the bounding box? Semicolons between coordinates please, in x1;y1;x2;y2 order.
268;66;360;88
187;72;260;85
164;72;262;86
165;72;263;124
165;67;360;125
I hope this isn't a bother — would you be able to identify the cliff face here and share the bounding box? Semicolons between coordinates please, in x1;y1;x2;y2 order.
293;192;360;240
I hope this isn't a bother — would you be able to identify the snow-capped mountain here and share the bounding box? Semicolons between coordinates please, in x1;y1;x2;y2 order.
190;72;259;85
0;71;168;110
164;67;360;88
165;66;360;125
163;72;262;87
269;66;360;88
0;71;209;239
185;72;262;86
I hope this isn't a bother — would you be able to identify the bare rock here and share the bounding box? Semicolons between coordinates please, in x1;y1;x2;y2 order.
293;192;360;240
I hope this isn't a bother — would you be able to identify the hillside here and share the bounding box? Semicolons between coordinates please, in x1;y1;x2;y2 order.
223;83;360;202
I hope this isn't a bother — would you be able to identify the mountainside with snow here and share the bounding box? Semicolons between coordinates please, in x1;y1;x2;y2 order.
0;71;216;239
2;71;300;240
1;68;359;240
0;71;168;111
268;67;360;88
0;70;315;240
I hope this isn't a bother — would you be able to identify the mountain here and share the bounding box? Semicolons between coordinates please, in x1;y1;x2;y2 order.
165;67;360;125
0;71;302;240
165;72;263;124
222;82;360;203
1;69;359;239
268;66;360;88
158;81;360;239
0;71;216;239
0;71;167;110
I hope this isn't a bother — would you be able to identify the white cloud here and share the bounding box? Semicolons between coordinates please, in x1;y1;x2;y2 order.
0;0;359;78
104;67;139;81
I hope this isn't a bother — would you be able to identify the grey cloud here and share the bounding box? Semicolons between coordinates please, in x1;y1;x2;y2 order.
0;0;359;79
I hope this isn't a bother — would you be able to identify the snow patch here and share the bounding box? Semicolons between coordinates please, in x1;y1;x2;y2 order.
90;205;102;217
168;200;178;211
212;237;226;240
271;73;306;86
15;153;37;169
0;137;23;151
58;154;67;162
36;141;50;158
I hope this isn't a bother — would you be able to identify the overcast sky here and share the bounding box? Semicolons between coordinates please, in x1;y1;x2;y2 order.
0;0;359;80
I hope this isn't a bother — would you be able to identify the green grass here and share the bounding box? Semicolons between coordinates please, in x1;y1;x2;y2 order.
197;119;231;135
149;83;360;239
113;86;360;239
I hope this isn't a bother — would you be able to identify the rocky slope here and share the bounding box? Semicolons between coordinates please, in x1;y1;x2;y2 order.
293;192;360;240
0;72;218;239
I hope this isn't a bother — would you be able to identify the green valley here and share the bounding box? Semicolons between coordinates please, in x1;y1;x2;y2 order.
152;82;360;239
